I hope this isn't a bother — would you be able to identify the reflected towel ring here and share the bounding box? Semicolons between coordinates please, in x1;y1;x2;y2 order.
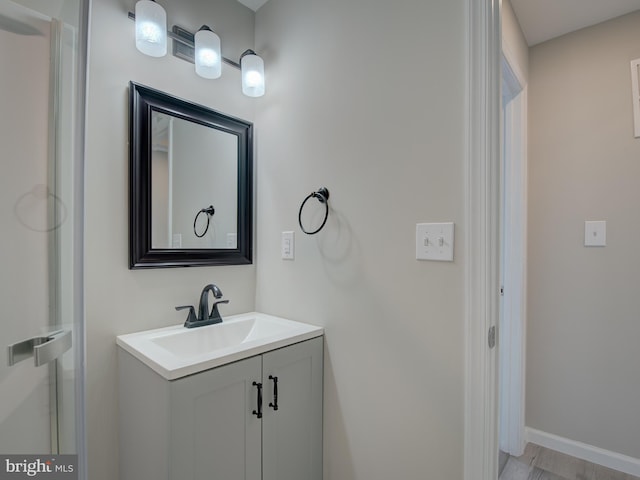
194;205;215;238
298;187;330;235
14;184;67;233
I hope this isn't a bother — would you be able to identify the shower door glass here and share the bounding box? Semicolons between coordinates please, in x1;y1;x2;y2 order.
0;0;83;461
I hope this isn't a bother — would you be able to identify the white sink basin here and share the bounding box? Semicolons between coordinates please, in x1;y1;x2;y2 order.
116;312;323;380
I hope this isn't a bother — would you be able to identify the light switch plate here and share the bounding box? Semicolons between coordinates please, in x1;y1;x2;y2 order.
584;220;606;247
416;222;454;261
282;231;295;260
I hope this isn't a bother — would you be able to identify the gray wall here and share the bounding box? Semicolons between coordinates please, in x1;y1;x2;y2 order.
254;0;467;478
85;0;256;478
527;11;640;458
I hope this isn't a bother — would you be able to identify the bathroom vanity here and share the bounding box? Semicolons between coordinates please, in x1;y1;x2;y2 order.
117;313;323;480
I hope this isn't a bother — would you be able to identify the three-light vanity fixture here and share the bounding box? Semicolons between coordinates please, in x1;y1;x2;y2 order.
131;0;265;97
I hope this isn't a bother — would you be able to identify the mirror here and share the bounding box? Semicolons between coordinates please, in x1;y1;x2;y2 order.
129;82;253;268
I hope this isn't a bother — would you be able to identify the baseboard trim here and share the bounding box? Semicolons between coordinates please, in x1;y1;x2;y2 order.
526;427;640;477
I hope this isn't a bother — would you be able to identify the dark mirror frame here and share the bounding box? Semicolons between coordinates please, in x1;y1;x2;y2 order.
129;82;253;268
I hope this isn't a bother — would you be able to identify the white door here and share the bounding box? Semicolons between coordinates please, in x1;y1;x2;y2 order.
0;0;83;457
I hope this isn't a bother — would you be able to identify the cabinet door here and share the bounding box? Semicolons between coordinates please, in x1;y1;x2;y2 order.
262;337;324;480
170;356;262;480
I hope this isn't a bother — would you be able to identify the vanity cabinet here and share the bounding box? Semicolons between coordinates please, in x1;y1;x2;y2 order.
119;336;323;480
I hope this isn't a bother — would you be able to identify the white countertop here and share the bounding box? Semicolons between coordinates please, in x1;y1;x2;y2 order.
116;312;324;380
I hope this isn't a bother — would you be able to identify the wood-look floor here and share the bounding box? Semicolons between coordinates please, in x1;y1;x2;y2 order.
498;444;640;480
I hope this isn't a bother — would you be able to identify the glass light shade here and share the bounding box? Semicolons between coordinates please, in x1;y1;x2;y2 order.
135;0;167;57
241;53;265;97
194;27;222;79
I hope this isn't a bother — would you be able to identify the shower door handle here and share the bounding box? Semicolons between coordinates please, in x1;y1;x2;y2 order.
7;329;72;367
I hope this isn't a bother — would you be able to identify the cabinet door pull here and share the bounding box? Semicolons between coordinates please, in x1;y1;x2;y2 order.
252;381;263;418
268;375;279;411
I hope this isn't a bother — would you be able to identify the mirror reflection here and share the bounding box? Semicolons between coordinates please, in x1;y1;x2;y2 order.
151;112;238;249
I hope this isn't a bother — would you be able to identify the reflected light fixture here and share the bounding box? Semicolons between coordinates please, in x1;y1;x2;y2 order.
129;4;265;97
134;0;167;57
194;25;221;79
240;49;265;98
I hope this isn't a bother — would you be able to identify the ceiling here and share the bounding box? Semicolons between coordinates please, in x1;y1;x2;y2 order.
236;0;269;12
510;0;640;46
234;0;640;46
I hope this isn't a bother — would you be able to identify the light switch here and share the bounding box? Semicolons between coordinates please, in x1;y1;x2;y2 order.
416;222;454;261
584;221;606;247
282;231;295;260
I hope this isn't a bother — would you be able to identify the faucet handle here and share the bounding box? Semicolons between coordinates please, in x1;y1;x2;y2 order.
209;300;229;322
175;305;197;326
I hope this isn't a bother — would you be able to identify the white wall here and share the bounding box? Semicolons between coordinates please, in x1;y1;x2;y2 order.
502;0;528;81
85;0;257;478
13;0;80;26
254;0;468;478
527;11;640;458
151;149;169;246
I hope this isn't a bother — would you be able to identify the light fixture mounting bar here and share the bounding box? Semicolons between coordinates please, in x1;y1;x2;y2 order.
127;12;241;69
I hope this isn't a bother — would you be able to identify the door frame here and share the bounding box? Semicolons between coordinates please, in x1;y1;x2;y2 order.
499;51;527;457
464;0;501;479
